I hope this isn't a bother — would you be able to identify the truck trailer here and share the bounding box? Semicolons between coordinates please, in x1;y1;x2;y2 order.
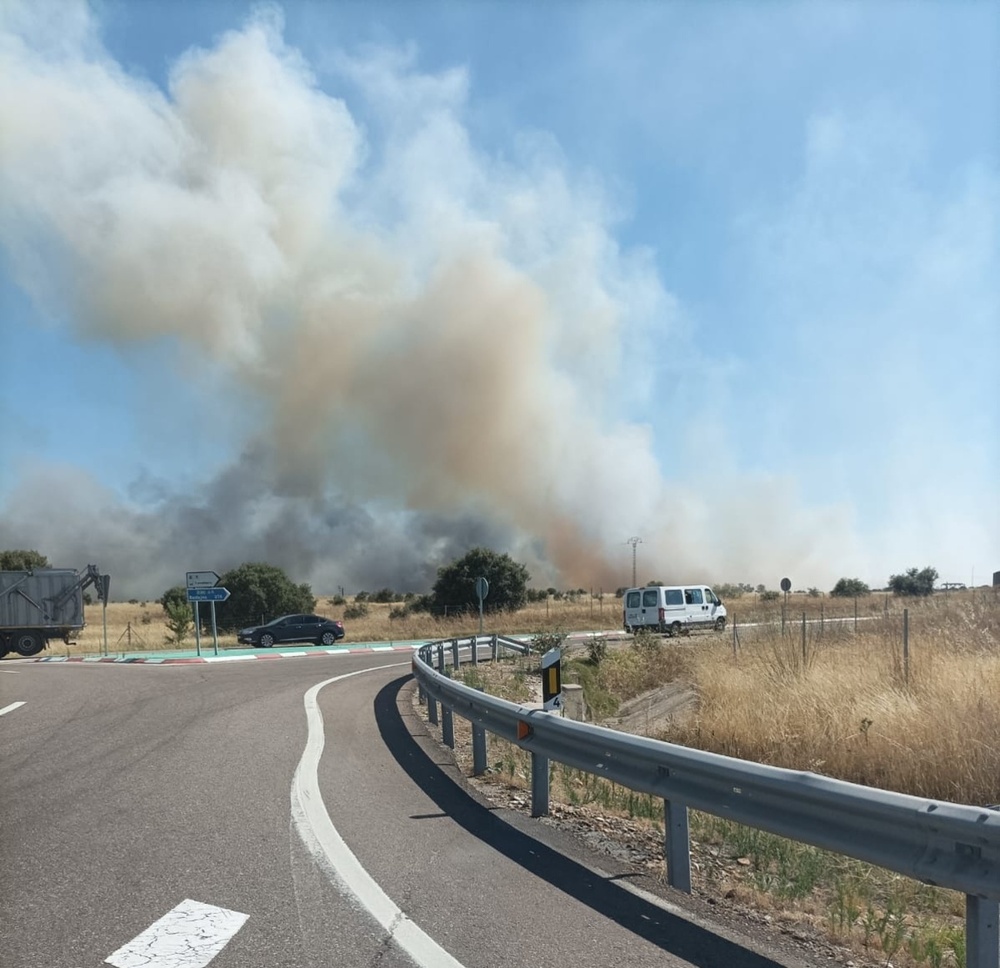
0;565;109;658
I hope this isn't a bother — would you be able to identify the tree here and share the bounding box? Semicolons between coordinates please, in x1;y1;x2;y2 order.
164;600;193;645
430;547;530;614
830;578;871;598
0;549;49;571
211;563;316;630
160;585;189;613
888;566;938;597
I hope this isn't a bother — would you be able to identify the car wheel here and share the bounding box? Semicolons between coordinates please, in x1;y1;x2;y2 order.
670;622;682;638
715;617;726;632
14;631;44;657
320;631;336;646
259;633;275;648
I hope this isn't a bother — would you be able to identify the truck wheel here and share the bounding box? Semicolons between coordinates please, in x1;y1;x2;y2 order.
14;631;44;657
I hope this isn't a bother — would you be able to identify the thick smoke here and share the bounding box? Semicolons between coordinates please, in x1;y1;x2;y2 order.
0;3;870;598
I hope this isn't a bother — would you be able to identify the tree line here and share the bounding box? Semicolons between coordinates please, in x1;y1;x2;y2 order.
2;548;950;639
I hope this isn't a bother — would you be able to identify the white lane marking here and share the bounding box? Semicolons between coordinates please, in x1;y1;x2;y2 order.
104;898;247;968
278;651;308;657
202;655;256;663
325;648;350;655
291;665;466;968
0;701;25;716
370;645;393;651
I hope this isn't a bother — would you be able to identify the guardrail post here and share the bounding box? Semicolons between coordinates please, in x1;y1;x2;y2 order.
967;895;999;968
530;752;549;817
664;799;692;893
442;704;454;748
452;638;460;670
491;633;498;660
427;693;438;726
472;688;487;774
417;683;426;704
471;633;478;666
437;644;445;674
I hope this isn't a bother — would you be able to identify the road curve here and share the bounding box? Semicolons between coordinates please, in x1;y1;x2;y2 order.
1;657;837;968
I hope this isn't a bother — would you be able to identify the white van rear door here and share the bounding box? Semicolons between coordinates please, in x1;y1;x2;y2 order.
624;589;642;627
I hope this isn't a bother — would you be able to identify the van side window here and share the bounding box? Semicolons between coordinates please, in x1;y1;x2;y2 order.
664;589;683;606
626;591;641;608
684;588;703;605
642;589;659;607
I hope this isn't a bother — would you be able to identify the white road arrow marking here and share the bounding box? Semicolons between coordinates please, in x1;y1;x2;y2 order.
104;899;248;968
0;701;25;716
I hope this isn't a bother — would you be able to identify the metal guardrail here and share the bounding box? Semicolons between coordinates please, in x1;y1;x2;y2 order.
413;636;1000;968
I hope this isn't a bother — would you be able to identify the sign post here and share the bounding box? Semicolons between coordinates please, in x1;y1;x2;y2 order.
186;572;226;657
475;577;489;635
780;577;791;634
542;647;562;712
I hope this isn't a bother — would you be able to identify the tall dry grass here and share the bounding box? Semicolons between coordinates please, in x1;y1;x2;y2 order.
664;594;1000;806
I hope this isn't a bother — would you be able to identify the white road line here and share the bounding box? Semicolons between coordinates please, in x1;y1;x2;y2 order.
202;655;256;663
278;651;308;657
104;898;247;968
291;665;466;968
0;701;25;716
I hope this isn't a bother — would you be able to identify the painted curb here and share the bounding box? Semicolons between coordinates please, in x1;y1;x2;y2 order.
27;645;424;665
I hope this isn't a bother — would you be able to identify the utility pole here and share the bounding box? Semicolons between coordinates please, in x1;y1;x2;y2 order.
627;536;642;587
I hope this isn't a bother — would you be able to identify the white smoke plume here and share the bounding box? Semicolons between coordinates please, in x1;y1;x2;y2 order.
0;2;903;598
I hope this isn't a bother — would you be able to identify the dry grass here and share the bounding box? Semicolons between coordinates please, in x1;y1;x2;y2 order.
54;594;623;655
666;594;1000;806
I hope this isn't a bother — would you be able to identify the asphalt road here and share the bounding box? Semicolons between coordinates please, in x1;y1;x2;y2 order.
1;656;834;968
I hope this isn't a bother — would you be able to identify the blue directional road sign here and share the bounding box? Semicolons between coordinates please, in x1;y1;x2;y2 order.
186;586;230;603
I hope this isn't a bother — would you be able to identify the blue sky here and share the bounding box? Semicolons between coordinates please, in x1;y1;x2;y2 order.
1;0;997;598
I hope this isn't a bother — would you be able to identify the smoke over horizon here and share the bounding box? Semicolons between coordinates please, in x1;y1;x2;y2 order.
2;2;942;600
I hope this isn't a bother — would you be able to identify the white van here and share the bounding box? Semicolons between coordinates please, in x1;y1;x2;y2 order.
622;585;727;635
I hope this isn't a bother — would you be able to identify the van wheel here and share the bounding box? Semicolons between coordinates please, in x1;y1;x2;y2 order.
670;622;682;637
715;617;726;632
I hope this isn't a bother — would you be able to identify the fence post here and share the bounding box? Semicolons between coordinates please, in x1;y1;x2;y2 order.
801;612;807;661
732;615;737;658
530;752;550;817
664;799;692;893
965;894;999;968
854;596;858;632
903;608;909;685
820;602;824;636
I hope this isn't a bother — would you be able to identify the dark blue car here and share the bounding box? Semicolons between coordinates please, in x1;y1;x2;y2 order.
238;614;345;648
